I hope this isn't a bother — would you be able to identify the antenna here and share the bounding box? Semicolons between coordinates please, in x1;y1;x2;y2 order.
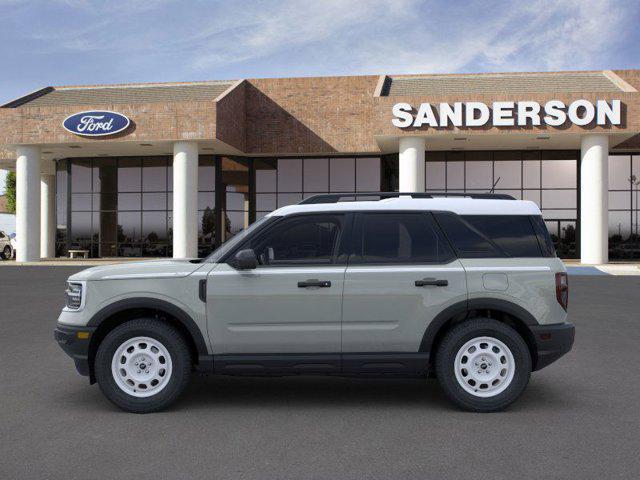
489;176;501;194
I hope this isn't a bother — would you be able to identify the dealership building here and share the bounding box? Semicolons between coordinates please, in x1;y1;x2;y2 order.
1;69;639;263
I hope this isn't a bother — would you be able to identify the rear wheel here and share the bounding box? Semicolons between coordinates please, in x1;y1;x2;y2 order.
2;245;11;260
435;318;531;412
95;318;191;413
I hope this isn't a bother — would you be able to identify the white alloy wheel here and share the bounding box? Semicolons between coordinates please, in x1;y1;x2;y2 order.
110;336;173;398
454;336;516;398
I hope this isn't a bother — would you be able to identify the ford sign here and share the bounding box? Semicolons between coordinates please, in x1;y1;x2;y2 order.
63;110;130;137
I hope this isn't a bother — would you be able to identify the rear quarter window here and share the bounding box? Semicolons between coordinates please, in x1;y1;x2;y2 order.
434;212;545;258
462;215;543;257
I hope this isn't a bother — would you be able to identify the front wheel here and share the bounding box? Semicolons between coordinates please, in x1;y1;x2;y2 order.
2;245;11;260
435;318;531;412
94;319;192;413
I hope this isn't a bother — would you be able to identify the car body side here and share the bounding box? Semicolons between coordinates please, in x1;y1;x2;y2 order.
56;222;570;382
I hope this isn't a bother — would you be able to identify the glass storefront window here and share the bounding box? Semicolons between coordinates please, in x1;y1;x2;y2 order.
256;156;382;214
425;161;445;190
446;161;464;190
522;160;540;188
143;157;167;192
304;158;328;192
329;157;355;192
608;154;640;260
356;157;381;192
465;161;492;189
117;158;142;192
493;161;521;188
421;151;579;258
71;159;92;192
541;159;576;188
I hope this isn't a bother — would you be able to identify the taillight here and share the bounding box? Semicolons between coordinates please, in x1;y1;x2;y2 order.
555;272;569;311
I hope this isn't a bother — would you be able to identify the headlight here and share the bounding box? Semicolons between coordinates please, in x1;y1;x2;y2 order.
65;282;84;309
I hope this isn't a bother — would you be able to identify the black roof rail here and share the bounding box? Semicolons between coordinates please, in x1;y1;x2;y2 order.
298;192;515;204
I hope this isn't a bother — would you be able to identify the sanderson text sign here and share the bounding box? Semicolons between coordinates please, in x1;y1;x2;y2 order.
63;110;131;137
391;100;622;128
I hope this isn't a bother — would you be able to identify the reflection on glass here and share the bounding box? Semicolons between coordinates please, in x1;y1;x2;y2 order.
446;162;464;189
143;157;167;192
198;156;215;191
426;162;445;190
117;193;142;211
255;159;277;192
523;160;540;188
197;192;215;210
142;211;167;242
56;161;67;225
278;159;302;192
608;155;631;190
118;158;142;192
356;158;381;191
304;158;328;192
71;194;92;211
541;160;576;188
494;161;521;188
71;159;92;192
330;158;355;192
118;212;141;242
542;190;576;209
465;161;492;189
143;193;167;211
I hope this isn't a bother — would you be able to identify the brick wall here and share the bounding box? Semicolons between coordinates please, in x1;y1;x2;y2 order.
0;71;638;155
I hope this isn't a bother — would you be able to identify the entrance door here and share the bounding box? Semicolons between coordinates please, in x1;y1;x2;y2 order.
206;213;348;362
341;212;467;372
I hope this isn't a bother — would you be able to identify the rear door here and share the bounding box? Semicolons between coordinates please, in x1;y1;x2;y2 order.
341;212;467;364
207;213;349;355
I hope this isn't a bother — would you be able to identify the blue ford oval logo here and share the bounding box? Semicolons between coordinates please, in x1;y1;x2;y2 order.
62;110;130;137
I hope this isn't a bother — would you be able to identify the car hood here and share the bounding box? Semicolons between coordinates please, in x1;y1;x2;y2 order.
68;259;203;282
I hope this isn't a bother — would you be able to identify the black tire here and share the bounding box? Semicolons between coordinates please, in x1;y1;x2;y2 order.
435;318;531;412
2;246;11;260
94;318;192;413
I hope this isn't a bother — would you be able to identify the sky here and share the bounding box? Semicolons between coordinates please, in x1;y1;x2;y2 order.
1;0;639;192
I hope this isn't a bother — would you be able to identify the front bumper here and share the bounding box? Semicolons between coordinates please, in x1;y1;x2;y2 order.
54;324;96;377
530;322;575;371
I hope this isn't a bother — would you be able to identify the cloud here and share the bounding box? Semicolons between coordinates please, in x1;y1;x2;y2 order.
0;0;637;106
189;0;417;71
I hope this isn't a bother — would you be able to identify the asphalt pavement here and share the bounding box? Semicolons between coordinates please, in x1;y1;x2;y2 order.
0;267;639;479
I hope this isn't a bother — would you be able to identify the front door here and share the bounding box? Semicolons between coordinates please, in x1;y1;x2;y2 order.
341;212;467;371
206;213;348;361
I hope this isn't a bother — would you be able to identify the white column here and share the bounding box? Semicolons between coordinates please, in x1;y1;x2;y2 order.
172;141;198;258
40;171;56;259
16;146;41;262
580;134;609;264
399;137;425;192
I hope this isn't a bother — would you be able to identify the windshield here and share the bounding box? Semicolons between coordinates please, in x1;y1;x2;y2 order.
204;216;272;263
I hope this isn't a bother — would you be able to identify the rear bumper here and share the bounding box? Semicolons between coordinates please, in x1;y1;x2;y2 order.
530;322;575;371
54;324;96;377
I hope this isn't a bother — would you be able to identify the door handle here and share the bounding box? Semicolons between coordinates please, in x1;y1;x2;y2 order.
415;278;448;287
298;279;332;288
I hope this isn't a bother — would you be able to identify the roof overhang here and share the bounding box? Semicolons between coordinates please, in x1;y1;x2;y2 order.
374;131;640;154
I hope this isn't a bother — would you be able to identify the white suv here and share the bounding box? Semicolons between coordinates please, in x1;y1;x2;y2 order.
55;193;574;413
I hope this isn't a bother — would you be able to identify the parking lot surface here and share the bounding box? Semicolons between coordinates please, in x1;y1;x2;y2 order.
1;267;639;479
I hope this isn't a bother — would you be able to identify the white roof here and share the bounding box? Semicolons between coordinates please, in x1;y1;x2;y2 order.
268;196;541;217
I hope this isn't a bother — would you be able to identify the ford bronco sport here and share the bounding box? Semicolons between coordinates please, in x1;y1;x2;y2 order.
55;192;574;413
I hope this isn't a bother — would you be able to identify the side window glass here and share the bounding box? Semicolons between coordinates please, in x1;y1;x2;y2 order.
530;215;556;257
253;215;342;265
355;213;454;263
462;215;543;257
433;212;503;258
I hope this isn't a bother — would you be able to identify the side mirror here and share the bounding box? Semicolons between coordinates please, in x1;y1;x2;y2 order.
231;249;258;270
